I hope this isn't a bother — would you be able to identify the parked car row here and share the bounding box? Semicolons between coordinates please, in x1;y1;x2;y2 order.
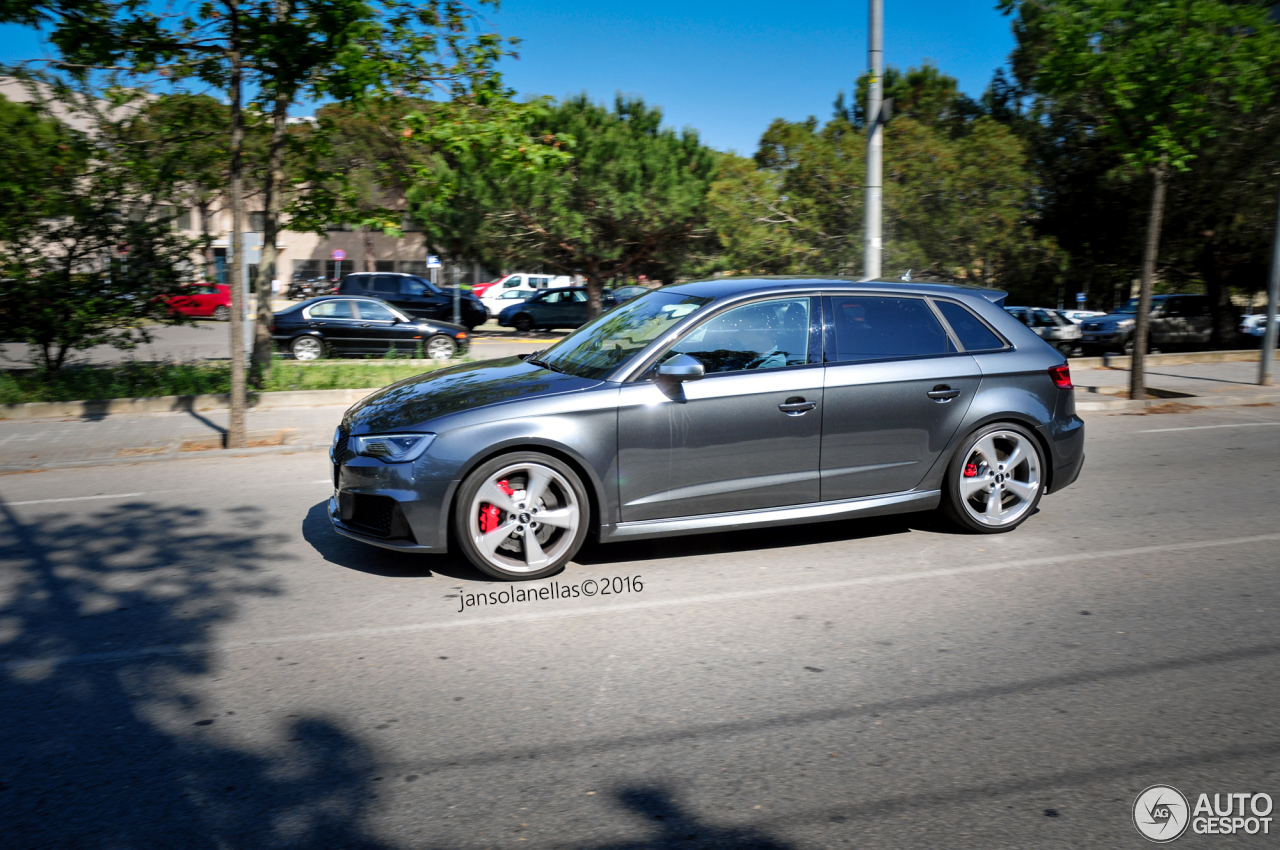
271;296;469;361
1003;306;1081;355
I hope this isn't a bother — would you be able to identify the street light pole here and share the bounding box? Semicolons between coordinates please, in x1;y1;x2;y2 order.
1261;179;1280;385
864;0;884;281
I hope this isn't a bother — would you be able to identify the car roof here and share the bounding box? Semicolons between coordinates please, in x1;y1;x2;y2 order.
658;276;1007;305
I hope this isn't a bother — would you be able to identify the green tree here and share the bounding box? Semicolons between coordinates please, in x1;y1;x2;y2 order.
0;86;200;371
414;94;721;317
1001;0;1280;397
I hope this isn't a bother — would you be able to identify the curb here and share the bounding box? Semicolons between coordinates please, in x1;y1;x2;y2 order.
0;388;376;421
1070;349;1277;370
1076;391;1280;412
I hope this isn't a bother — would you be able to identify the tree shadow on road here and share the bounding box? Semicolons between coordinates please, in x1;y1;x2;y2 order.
581;787;792;849
299;500;489;582
0;497;394;849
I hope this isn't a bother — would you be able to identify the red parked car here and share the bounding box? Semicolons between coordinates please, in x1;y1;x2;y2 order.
165;283;232;321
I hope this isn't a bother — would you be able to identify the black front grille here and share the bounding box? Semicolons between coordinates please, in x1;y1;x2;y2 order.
332;427;349;487
350;493;397;537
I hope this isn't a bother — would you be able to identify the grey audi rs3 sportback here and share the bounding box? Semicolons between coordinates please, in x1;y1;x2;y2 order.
329;278;1085;581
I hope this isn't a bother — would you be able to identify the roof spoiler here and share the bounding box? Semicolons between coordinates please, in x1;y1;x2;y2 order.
981;289;1008;307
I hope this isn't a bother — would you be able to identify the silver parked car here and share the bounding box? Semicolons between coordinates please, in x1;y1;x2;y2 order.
329;278;1085;580
1005;306;1082;356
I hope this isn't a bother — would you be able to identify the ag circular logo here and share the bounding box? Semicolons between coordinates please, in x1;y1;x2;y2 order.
1134;785;1190;842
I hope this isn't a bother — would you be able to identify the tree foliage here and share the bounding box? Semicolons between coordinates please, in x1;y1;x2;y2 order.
411;94;721;315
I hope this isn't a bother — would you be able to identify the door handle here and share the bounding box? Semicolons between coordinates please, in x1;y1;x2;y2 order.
927;385;961;401
778;397;817;415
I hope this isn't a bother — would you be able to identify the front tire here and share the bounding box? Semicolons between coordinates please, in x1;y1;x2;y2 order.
941;423;1044;534
512;314;534;333
213;305;230;322
425;335;457;361
291;335;324;361
454;452;589;580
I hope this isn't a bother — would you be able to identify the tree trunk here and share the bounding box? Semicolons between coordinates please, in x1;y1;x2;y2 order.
1130;166;1167;401
252;44;288;384
362;225;376;272
584;266;603;320
198;198;216;281
226;0;247;449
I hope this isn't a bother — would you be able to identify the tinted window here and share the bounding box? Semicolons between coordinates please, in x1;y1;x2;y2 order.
571;290;588;302
934;300;1004;352
827;296;954;362
505;276;523;289
543;291;568;304
671;298;810;373
537;291;710;380
309;300;355;319
1031;309;1060;328
371;275;400;294
356;301;398;321
401;277;434;296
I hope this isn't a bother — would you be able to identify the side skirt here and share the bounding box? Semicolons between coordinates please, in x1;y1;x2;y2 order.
600;490;940;543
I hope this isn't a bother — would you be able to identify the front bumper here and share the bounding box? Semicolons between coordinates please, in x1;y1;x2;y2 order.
328;453;455;551
1080;330;1127;346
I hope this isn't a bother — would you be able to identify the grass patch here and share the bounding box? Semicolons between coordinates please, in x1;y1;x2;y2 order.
0;359;456;404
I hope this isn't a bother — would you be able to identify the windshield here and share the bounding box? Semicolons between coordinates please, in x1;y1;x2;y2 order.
1114;298;1141;314
535;291;711;380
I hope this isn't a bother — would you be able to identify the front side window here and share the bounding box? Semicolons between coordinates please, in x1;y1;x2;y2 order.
826;295;955;363
535;291;711;380
356;301;399;322
670;298;811;374
371;275;400;294
1031;309;1061;328
401;277;436;296
571;290;588;302
505;276;523;289
934;300;1005;352
308;300;355;319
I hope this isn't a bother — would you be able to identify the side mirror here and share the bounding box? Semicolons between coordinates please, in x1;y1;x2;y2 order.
656;354;705;382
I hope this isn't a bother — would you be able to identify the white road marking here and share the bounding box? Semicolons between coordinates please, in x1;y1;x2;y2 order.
1139;422;1280;434
6;532;1279;673
8;493;146;506
5;480;333;507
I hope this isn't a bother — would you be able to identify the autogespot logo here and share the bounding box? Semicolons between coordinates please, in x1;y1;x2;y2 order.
1134;785;1190;843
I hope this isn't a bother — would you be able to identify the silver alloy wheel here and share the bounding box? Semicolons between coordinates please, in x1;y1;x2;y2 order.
467;462;581;574
213;305;230;322
292;336;323;361
426;336;456;361
958;430;1041;528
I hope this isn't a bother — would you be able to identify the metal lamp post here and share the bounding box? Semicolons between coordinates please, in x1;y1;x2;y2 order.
864;0;884;281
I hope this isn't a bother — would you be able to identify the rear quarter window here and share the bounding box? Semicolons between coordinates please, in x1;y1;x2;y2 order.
933;300;1007;352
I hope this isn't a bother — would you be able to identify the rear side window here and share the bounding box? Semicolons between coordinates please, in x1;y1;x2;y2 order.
934;300;1005;352
826;296;955;362
308;300;354;319
371;275;400;294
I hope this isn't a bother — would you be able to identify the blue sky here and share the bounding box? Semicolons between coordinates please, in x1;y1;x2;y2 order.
0;1;1016;154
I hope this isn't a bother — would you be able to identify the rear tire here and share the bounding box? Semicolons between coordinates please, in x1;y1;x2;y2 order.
454;452;589;581
941;422;1045;534
513;314;534;333
213;305;230;322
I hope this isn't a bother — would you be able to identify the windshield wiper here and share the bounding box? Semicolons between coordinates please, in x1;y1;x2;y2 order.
528;356;566;374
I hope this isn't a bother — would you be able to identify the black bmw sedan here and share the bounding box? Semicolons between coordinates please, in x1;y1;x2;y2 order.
272;296;468;360
329;277;1085;581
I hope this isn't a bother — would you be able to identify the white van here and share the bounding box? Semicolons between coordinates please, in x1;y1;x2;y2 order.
477;273;575;318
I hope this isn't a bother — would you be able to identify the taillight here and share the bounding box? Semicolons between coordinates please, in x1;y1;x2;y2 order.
1049;363;1073;389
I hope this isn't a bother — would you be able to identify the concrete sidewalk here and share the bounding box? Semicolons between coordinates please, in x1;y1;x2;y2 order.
1071;359;1280;409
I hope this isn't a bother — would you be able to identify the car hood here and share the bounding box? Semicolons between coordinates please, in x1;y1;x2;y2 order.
343;356;601;433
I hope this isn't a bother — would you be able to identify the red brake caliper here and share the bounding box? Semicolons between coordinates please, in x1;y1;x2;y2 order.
478;479;515;534
963;463;979;478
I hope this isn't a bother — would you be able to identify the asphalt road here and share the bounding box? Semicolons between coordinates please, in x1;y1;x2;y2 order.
0;320;555;366
1;404;1278;848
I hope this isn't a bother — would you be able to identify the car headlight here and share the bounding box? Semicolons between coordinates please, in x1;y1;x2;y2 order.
350;433;435;462
1116;319;1134;329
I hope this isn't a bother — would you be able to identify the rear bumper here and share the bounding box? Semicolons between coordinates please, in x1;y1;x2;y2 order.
1045;414;1085;494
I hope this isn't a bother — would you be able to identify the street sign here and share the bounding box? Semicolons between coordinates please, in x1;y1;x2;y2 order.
1076;292;1086;304
427;255;441;268
331;249;346;261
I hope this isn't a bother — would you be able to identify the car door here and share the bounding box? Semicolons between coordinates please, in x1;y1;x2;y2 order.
565;289;591;326
819;294;981;501
533;290;569;328
352;300;415;353
617;296;822;522
304;299;362;353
